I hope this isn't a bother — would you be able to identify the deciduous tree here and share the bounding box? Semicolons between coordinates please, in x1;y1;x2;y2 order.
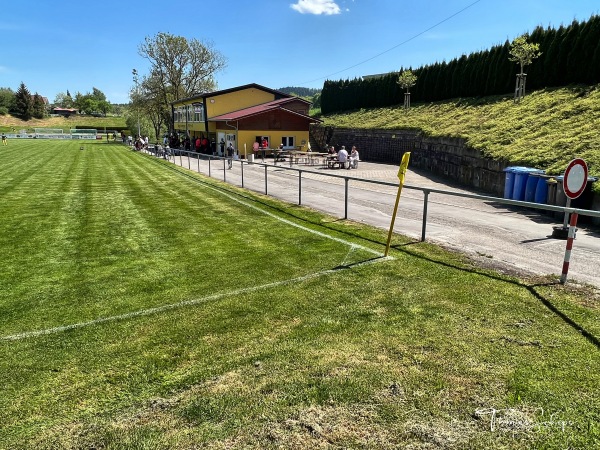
397;70;417;109
137;32;227;131
0;87;15;115
32;93;46;119
509;34;542;101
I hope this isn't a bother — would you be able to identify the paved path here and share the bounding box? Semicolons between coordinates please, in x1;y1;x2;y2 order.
168;153;600;289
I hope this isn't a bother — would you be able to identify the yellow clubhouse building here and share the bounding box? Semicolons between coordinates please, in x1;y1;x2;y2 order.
172;83;320;158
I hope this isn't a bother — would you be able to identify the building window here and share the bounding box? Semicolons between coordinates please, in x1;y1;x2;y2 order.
193;103;204;122
281;136;295;148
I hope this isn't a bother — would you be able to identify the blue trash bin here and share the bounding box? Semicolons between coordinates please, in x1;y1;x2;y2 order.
512;168;530;201
503;166;528;199
511;167;544;201
534;175;550;203
503;167;516;199
525;170;545;202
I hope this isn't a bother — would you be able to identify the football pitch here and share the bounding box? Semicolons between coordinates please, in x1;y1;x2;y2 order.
1;140;599;449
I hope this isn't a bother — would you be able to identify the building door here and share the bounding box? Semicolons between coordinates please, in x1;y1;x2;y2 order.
217;132;226;156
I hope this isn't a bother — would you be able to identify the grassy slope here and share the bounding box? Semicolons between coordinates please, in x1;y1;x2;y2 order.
320;85;600;188
0;140;599;449
0;115;127;132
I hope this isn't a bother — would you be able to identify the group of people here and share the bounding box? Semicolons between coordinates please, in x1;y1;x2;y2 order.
134;135;148;151
328;145;360;169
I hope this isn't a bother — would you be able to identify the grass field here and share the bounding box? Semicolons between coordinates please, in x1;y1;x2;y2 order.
1;140;599;449
0;115;127;134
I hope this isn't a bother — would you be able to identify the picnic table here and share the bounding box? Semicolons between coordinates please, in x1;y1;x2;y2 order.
325;154;341;168
288;151;328;166
272;149;290;162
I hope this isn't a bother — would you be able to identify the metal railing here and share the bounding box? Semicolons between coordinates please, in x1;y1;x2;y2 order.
143;146;600;242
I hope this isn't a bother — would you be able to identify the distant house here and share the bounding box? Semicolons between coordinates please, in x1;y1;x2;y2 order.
53;107;78;117
171;83;320;158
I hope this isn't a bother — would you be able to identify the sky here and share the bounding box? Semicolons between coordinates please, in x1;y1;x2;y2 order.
1;0;599;104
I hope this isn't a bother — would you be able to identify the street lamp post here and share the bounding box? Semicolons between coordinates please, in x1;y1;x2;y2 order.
132;69;141;138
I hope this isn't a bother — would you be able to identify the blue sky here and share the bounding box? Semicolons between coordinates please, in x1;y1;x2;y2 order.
1;0;599;104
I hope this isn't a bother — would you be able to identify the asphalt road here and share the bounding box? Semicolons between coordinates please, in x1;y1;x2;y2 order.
169;153;600;289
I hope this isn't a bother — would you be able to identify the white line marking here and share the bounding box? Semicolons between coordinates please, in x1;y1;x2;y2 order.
2;156;394;342
1;257;391;342
204;181;384;257
162;158;385;258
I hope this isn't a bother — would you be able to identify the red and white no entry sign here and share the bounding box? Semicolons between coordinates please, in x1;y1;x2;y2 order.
563;158;588;200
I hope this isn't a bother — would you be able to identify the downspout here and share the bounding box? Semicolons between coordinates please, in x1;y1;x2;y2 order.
203;98;209;138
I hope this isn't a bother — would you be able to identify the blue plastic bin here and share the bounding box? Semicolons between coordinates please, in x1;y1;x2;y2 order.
534;175;549;203
503;167;515;199
503;167;528;199
512;168;544;201
525;171;545;202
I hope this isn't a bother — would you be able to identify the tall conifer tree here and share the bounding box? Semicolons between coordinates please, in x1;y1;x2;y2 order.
14;82;33;120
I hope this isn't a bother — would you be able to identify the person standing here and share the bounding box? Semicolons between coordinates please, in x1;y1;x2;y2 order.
1;132;7;146
226;142;235;169
219;138;225;156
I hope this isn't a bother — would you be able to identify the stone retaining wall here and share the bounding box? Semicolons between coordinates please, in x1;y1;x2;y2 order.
310;125;599;224
311;125;508;195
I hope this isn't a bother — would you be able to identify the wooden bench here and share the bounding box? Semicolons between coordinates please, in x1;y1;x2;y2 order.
327;159;349;169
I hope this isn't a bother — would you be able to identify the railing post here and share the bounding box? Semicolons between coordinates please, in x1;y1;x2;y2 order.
241;160;244;188
344;177;349;219
197;154;200;173
187;152;190;170
422;190;430;242
223;157;227;182
298;170;302;205
265;165;268;195
208;156;211;177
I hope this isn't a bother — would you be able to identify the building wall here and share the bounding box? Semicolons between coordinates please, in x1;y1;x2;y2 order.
174;87;281;136
215;112;311;157
280;99;310;115
205;88;276;117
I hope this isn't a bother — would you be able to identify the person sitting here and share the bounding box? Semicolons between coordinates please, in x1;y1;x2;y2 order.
337;145;349;168
349;146;360;169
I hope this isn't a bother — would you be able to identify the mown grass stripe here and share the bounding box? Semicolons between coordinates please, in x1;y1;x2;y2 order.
0;256;390;341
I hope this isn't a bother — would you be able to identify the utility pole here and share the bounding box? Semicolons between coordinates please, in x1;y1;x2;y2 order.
132;69;141;138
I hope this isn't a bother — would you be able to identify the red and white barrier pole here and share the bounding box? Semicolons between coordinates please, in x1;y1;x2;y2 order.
560;212;579;284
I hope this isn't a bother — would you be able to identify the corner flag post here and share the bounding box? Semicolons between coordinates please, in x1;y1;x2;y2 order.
385;152;411;256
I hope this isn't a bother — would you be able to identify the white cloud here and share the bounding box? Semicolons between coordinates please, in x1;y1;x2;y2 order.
290;0;342;15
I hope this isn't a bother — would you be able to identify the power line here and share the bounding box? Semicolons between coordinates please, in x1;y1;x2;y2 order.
299;0;483;85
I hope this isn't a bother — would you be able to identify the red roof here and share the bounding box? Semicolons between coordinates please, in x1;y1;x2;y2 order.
209;98;319;122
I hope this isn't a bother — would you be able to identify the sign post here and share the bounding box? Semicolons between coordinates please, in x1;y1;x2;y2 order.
561;158;588;226
385;152;411;257
559;158;588;284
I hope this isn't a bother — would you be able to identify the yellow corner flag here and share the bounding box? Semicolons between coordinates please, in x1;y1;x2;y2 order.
385;152;411;256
